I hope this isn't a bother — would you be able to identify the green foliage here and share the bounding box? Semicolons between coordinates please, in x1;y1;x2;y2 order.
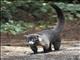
0;20;34;35
1;1;80;22
55;3;80;12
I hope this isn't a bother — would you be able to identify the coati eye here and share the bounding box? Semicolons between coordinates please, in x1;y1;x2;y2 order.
35;35;38;38
36;35;39;38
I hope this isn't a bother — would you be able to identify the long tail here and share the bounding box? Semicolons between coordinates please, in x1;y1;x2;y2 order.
50;3;65;33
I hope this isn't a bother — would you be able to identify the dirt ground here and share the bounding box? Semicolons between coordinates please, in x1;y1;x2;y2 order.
1;40;80;57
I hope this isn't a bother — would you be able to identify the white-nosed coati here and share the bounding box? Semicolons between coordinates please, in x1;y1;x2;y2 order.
24;3;65;54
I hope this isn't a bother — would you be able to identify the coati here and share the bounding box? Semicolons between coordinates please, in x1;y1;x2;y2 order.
24;3;65;54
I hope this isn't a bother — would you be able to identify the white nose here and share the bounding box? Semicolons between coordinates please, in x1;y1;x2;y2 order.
29;41;34;44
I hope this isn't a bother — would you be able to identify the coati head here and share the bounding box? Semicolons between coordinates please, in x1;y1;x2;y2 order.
24;34;41;45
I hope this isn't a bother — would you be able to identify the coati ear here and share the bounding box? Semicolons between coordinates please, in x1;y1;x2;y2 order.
24;35;29;42
32;34;40;38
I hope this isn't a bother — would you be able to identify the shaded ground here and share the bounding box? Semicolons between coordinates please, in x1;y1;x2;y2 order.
62;20;80;40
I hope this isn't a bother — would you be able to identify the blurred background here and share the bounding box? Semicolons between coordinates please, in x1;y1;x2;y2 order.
0;0;80;46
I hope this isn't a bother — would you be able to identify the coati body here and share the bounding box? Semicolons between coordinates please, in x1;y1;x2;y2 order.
24;3;65;54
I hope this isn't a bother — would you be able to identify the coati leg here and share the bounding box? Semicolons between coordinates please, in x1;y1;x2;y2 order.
43;42;52;53
30;45;38;54
48;42;52;51
43;46;49;53
53;37;61;51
